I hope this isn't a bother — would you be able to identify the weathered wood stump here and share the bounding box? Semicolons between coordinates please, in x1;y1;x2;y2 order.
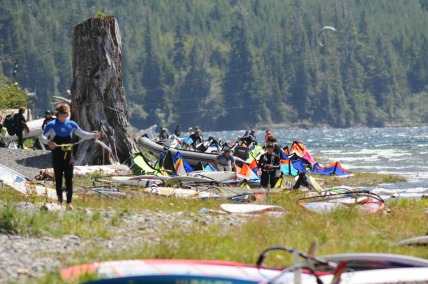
70;16;138;165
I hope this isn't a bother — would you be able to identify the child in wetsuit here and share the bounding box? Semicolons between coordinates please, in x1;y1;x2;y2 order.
41;103;100;210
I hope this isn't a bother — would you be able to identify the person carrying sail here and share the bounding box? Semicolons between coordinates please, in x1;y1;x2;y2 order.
40;103;100;210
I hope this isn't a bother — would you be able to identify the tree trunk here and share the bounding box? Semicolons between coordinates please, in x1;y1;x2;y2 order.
70;16;138;166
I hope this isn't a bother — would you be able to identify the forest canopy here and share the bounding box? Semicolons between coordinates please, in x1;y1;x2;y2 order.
1;0;427;130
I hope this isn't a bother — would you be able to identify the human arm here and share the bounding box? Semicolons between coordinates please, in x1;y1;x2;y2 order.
214;159;219;170
74;127;100;140
40;126;56;149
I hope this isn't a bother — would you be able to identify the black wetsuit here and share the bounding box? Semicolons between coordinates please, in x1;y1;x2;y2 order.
42;119;94;204
258;152;280;188
13;113;26;149
52;135;73;203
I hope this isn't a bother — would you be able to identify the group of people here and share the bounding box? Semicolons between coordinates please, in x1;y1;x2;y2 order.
213;128;284;189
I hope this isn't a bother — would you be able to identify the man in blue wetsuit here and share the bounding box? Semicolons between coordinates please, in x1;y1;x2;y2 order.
41;103;100;210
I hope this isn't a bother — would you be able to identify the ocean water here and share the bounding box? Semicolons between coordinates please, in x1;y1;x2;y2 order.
209;127;428;200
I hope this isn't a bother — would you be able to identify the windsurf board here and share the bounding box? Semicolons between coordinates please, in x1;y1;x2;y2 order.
397;235;428;246
165;175;216;186
3;180;57;199
61;259;317;283
0;163;27;183
220;203;285;214
187;170;237;182
311;267;428;284
318;252;428;271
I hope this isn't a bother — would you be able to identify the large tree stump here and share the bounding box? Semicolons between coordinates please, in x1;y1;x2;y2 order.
70;16;138;165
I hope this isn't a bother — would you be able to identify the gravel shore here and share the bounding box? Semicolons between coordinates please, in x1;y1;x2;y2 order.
0;148;52;179
0;148;247;283
0;202;245;283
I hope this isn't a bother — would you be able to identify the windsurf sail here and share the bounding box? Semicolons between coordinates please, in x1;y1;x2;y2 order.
236;163;260;181
311;162;351;176
130;153;158;175
280;160;299;176
289;141;316;165
172;152;194;174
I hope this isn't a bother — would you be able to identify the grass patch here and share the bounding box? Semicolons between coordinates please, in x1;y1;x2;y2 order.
1;172;427;283
319;172;406;188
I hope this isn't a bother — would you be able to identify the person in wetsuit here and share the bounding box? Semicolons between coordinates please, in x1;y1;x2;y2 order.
185;129;203;149
258;143;280;189
41;103;100;210
42;110;54;130
240;129;257;146
13;107;27;149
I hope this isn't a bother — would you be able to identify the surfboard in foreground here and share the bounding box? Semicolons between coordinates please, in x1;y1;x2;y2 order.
60;259;320;283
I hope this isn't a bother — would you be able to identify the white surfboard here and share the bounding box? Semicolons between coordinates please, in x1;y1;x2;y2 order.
187;171;236;182
165;175;215;186
318;252;428;270
397;236;428;246
0;163;27;183
61;259;316;283
3;180;58;199
3;118;44;143
311;267;428;284
220;203;285;214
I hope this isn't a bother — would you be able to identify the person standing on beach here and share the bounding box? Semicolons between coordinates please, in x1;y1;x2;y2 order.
214;147;236;171
258;143;280;188
40;103;100;210
41;110;54;130
13;107;27;149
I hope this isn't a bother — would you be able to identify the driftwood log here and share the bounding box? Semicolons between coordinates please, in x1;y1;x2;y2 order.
70;16;138;166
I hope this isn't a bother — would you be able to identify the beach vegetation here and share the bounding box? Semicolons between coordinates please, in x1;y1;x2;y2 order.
0;172;427;283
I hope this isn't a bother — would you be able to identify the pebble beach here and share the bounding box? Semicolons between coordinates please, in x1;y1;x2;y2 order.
0;148;52;179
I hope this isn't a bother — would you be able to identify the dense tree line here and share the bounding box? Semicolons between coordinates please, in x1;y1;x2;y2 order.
1;0;427;130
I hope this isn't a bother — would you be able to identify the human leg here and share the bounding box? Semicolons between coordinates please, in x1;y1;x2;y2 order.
52;152;65;203
269;171;277;188
64;162;74;204
260;172;268;188
16;130;23;149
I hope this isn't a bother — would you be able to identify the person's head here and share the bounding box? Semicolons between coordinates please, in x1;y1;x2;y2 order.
45;110;52;117
250;129;255;135
195;129;202;136
18;107;26;114
266;143;274;153
266;135;277;143
224;147;231;155
55;103;70;122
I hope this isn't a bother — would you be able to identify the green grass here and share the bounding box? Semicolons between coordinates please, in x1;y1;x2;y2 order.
1;172;427;283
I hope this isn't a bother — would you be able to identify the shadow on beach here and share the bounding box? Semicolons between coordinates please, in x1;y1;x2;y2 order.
16;152;52;170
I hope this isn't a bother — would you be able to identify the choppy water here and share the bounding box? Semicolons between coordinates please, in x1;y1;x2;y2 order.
209;127;428;200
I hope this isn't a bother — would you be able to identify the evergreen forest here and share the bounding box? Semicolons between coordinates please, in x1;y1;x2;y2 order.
1;0;428;130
